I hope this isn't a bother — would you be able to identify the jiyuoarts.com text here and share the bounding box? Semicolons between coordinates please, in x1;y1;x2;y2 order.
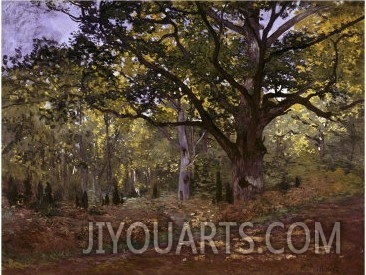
83;221;341;255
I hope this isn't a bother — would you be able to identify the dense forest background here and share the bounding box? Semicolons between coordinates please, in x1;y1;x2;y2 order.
2;1;364;210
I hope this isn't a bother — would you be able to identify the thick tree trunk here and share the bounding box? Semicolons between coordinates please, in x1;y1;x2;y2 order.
178;148;190;200
229;120;266;202
177;109;190;201
231;151;265;202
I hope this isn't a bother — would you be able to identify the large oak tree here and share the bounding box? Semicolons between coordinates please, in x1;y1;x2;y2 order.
47;1;363;201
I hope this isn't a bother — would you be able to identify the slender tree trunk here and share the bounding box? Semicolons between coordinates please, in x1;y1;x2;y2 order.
60;148;68;199
104;113;113;192
93;140;102;204
131;168;138;196
177;109;190;201
190;126;195;196
150;168;158;198
123;166;137;197
123;165;129;196
318;132;325;158
78;102;88;193
89;175;97;206
80;146;88;193
350;142;355;161
201;131;208;153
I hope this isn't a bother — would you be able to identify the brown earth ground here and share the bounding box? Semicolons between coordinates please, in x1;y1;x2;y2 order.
2;192;364;275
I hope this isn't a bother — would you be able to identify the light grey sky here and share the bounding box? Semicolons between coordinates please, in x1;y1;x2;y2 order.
1;1;295;58
2;1;78;57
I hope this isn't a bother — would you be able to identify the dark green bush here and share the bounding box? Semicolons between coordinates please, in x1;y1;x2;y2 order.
82;191;88;209
112;186;121;205
7;177;19;206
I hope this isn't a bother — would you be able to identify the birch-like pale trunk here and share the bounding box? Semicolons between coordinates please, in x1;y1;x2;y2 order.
177;109;190;201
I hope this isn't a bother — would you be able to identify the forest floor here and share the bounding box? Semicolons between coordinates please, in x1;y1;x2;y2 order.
2;172;364;274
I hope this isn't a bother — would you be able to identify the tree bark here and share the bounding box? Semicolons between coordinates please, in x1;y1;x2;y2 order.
130;168;138;197
229;117;266;202
177;109;190;201
57;1;363;203
318;132;325;158
60;148;69;200
231;151;265;201
78;102;88;193
104;113;113;192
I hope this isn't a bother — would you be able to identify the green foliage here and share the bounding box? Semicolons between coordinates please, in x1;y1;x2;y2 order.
112;186;122;205
278;180;290;193
1;1;363;205
31;181;60;216
6;177;19;206
23;177;33;206
36;182;44;205
192;143;230;197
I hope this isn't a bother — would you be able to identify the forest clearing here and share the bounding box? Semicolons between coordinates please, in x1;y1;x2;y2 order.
2;177;364;274
2;1;364;274
3;164;364;274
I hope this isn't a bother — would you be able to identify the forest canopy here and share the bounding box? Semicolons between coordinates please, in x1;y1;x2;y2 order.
2;1;364;205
